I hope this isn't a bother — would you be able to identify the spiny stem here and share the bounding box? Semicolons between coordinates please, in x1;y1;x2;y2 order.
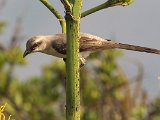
65;0;83;119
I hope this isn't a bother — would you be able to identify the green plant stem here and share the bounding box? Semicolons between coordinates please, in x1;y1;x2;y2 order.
40;0;66;33
60;0;72;12
81;0;134;18
65;0;83;120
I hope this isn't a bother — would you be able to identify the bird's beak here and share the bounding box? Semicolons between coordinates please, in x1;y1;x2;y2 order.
23;49;31;58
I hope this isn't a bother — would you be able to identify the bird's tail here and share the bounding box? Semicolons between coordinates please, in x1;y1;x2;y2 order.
107;42;160;54
103;40;160;55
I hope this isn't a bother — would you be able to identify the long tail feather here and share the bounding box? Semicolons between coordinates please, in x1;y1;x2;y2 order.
114;42;160;54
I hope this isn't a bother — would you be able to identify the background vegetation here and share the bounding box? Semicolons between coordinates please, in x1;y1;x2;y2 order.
0;1;160;120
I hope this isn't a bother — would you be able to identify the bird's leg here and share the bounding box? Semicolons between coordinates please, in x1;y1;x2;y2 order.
80;57;86;68
63;57;86;68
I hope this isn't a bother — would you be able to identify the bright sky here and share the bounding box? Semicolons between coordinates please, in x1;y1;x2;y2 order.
1;0;160;98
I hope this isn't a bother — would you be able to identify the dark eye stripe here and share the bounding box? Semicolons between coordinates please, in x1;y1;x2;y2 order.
37;41;42;45
30;41;42;51
32;41;42;48
32;43;38;48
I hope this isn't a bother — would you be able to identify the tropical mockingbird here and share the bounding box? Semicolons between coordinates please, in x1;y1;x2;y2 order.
23;33;160;66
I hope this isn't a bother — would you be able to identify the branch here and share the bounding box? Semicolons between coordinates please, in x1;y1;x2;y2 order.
40;0;63;19
81;0;134;18
10;12;23;47
40;0;66;33
60;0;72;12
4;11;25;95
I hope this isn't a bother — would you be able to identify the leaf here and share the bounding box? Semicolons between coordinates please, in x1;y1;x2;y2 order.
6;47;27;65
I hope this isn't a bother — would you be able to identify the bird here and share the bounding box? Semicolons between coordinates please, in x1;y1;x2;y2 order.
23;33;160;66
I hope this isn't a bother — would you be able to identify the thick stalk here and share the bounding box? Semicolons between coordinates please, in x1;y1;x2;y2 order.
65;0;82;120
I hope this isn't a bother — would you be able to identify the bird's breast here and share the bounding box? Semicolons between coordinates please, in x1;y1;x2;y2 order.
42;48;66;58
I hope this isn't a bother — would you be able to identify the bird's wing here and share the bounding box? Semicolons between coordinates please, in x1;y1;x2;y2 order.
79;33;108;52
51;33;108;55
51;38;67;55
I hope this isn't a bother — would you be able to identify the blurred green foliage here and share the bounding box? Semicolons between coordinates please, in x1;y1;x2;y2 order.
0;21;6;34
0;10;160;120
1;41;160;120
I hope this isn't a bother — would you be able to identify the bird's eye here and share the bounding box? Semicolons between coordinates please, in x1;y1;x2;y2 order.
31;47;36;51
33;43;38;48
31;41;42;51
31;43;38;50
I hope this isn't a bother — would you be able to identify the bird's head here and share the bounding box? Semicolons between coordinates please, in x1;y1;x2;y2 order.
23;36;47;58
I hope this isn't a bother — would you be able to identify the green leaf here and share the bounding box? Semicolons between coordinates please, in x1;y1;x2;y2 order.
6;47;27;65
